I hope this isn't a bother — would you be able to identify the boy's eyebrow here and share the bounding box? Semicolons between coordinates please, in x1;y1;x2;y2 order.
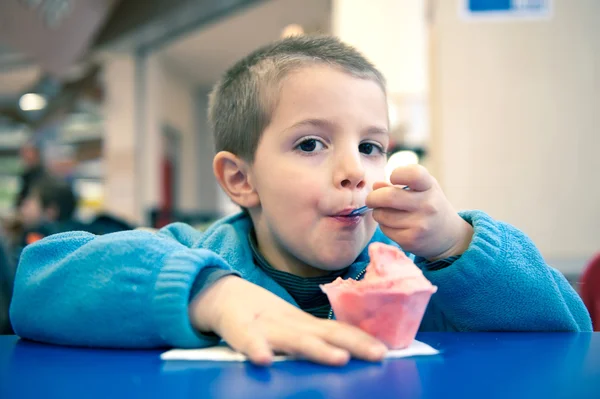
364;126;390;136
285;118;335;132
284;118;389;136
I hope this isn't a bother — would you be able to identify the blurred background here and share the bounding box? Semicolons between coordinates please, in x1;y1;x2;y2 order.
0;0;598;313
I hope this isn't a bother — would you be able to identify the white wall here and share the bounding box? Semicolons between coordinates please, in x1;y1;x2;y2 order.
332;0;427;96
161;62;198;213
430;0;600;273
142;55;162;217
102;55;141;224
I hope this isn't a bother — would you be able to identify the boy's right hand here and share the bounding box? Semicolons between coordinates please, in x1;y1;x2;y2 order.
189;276;387;366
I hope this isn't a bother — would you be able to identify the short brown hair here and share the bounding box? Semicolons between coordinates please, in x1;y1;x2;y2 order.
208;35;386;161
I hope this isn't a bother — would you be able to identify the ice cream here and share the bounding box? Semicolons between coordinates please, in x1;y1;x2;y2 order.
320;242;437;349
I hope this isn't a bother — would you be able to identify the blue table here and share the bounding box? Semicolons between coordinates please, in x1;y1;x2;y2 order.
1;333;599;398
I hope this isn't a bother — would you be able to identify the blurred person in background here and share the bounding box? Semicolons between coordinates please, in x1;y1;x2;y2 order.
13;177;82;263
3;176;76;335
18;176;81;243
1;140;48;257
14;141;48;209
1;178;133;333
15;176;133;259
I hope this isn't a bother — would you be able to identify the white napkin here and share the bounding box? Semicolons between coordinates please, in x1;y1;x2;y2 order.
161;339;439;362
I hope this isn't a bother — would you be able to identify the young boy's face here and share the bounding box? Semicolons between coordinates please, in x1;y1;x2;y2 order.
248;65;389;277
19;192;44;228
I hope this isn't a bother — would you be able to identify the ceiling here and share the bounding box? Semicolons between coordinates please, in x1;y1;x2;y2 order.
0;66;41;96
157;0;332;86
0;0;266;102
0;0;118;77
0;0;331;130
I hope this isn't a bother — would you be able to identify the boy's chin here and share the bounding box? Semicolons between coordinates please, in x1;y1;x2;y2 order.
312;250;365;272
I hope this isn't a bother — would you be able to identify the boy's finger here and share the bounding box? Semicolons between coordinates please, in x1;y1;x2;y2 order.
315;320;387;362
371;208;412;229
366;186;420;211
226;329;274;366
271;333;351;366
389;165;433;192
378;225;430;256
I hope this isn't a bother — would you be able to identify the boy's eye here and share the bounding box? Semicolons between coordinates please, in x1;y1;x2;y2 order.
297;139;324;153
359;142;384;155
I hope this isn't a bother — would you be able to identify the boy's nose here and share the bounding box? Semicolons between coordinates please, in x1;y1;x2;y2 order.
340;176;366;189
334;153;366;190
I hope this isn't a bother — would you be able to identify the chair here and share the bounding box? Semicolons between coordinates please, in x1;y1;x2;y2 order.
579;253;600;331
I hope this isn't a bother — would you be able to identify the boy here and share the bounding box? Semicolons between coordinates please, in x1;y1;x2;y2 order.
10;36;591;366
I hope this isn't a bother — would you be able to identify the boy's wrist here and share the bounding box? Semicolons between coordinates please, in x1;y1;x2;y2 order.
189;267;240;304
429;219;474;262
188;275;241;334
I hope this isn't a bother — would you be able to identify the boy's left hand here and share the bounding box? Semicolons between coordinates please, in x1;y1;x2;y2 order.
366;165;473;261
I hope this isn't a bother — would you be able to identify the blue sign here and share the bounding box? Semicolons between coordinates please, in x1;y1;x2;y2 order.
469;0;512;12
464;0;551;19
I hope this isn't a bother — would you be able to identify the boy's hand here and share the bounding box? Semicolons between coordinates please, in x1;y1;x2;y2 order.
366;165;473;261
189;276;387;366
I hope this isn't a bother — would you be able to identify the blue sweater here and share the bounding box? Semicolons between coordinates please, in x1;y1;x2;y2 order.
10;210;591;348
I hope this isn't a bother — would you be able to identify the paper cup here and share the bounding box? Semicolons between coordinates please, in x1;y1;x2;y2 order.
322;285;436;349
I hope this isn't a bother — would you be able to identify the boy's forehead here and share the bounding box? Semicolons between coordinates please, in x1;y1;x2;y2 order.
272;65;389;122
280;64;378;88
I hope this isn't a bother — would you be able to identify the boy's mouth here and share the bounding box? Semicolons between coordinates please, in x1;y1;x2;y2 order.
330;208;363;227
334;207;363;217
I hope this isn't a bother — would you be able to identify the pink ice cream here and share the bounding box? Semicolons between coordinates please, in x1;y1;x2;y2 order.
320;243;437;349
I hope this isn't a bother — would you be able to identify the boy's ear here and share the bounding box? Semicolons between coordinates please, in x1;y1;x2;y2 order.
213;151;260;209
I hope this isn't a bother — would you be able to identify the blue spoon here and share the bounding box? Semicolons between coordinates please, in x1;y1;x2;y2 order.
346;186;410;217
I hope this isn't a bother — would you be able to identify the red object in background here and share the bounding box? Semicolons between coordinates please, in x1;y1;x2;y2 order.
25;232;45;245
579;253;600;331
157;127;180;228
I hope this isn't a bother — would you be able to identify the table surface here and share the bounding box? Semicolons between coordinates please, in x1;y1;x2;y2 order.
0;333;599;399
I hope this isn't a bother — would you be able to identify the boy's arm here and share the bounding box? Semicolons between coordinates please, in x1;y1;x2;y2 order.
418;211;592;332
10;224;236;348
11;223;391;366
